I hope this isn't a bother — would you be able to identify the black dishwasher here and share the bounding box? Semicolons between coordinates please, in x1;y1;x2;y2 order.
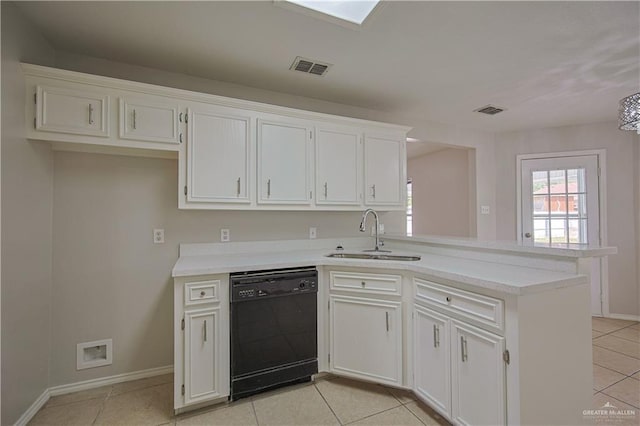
230;266;318;400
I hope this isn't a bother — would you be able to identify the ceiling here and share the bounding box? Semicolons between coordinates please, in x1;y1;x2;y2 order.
14;1;640;134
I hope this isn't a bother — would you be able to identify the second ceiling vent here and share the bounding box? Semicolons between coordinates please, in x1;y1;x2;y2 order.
290;56;332;76
474;105;506;115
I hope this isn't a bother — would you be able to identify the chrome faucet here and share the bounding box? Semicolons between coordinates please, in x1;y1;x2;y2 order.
359;209;390;252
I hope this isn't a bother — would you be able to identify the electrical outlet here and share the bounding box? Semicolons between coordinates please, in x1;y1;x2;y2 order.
153;228;164;244
220;228;230;242
309;227;317;239
379;223;385;234
481;205;490;215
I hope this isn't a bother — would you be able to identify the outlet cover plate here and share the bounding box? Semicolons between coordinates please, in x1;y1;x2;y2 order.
221;229;230;242
309;227;317;239
153;228;165;244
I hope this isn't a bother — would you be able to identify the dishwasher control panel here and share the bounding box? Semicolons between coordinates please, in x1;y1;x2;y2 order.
230;267;317;302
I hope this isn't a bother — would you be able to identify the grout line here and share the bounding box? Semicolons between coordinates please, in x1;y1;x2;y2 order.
250;400;260;426
405;403;428;426
313;383;343;425
342;404;404;425
599;390;640;410
592;344;640;363
592;359;640;377
91;386;112;426
381;386;407;406
596;375;636;394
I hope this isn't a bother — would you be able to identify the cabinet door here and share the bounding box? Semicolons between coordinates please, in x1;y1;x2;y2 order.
364;135;404;206
187;106;252;203
414;304;451;418
315;126;361;205
184;308;220;405
258;119;312;204
330;295;402;385
451;321;506;426
36;85;109;137
119;97;180;144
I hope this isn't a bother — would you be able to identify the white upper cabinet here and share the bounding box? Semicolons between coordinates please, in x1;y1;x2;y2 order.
364;135;405;206
119;96;181;144
24;64;410;211
36;85;110;137
315;126;361;205
257;118;312;205
186;105;253;204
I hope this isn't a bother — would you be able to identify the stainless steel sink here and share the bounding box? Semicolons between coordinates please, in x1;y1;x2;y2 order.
325;253;421;261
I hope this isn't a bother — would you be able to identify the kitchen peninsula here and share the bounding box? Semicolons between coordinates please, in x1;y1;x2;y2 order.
172;234;615;425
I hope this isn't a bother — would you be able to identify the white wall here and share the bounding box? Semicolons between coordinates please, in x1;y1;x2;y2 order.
495;122;639;316
1;3;55;424
408;148;472;237
49;152;370;385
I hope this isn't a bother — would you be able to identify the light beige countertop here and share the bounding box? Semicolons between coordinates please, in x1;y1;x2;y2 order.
172;238;589;295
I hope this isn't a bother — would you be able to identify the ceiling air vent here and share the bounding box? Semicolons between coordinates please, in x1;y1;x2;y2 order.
290;56;332;77
474;105;506;115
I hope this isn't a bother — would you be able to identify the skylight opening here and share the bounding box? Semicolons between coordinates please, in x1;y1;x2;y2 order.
284;0;380;25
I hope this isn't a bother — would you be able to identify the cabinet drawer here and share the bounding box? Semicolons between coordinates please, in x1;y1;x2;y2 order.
330;271;401;296
185;280;220;306
414;278;503;331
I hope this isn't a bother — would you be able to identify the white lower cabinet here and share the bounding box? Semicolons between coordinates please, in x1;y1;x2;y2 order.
413;302;506;425
451;320;506;426
174;276;229;413
184;308;220;404
413;304;451;417
329;294;402;385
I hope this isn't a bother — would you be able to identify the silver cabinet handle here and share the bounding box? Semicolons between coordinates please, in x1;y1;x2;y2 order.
433;324;441;348
324;182;328;198
236;177;241;196
371;184;376;199
525;232;532;238
204;320;207;342
179;112;183;123
385;312;389;332
200;291;205;298
132;109;137;129
267;179;271;197
461;336;468;362
88;104;94;124
436;325;440;347
361;281;365;287
446;296;451;303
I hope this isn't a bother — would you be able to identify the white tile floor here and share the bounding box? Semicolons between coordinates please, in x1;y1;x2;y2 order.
28;317;640;425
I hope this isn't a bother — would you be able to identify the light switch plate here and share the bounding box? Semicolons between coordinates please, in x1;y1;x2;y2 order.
309;227;317;239
221;228;230;242
481;205;490;215
153;228;164;244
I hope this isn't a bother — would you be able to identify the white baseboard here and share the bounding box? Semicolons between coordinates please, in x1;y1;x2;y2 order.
14;389;50;426
608;313;640;322
16;365;174;425
48;364;173;396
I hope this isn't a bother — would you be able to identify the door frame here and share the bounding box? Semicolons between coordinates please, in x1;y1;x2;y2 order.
516;150;609;316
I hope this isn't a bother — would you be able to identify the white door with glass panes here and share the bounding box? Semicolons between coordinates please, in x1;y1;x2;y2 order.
520;154;602;314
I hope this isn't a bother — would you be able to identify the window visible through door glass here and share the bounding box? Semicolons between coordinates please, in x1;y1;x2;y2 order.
531;167;588;244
